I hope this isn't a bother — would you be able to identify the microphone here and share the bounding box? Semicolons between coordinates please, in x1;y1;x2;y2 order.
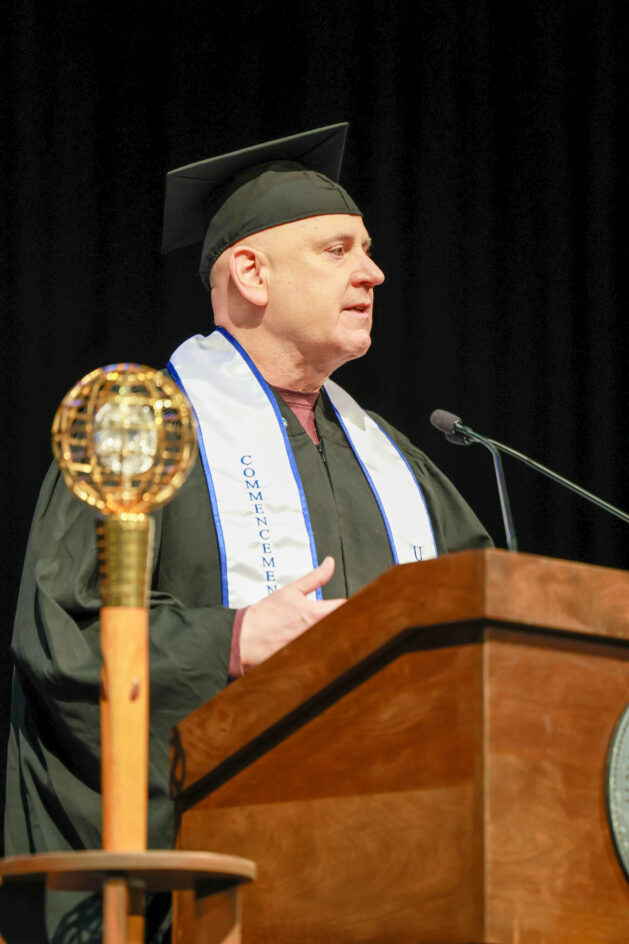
430;411;518;551
430;409;629;531
430;410;475;446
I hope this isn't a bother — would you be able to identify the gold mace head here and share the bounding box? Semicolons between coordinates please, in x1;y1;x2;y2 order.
51;364;198;606
51;363;197;517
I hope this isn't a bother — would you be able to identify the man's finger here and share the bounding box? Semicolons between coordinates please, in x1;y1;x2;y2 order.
293;555;335;594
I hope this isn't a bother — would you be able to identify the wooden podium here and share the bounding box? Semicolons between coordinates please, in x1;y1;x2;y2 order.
170;550;629;943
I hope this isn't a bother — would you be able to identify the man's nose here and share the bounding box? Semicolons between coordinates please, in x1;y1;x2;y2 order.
353;254;385;287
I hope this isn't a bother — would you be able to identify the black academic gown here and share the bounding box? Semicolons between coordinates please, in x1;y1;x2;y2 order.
3;392;491;942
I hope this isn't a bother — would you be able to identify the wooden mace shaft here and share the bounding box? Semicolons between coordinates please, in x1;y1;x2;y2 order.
100;605;149;851
97;515;153;944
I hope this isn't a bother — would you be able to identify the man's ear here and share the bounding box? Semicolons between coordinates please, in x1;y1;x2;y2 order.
228;246;268;307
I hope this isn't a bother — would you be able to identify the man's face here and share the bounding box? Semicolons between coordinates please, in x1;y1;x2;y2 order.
260;214;385;377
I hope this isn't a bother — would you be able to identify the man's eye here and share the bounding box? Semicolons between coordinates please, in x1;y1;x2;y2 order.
327;246;345;256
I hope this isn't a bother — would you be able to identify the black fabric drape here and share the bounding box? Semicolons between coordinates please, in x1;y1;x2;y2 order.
2;0;628;841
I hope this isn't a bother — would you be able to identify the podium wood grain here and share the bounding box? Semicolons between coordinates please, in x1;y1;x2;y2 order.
171;550;629;943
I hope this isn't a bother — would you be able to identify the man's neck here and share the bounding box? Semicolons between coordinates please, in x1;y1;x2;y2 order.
262;371;323;393
226;330;329;392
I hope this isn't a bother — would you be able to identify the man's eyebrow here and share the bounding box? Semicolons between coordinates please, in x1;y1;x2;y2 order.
318;232;373;249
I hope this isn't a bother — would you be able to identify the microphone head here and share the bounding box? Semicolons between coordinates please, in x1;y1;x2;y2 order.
430;409;461;434
429;409;470;446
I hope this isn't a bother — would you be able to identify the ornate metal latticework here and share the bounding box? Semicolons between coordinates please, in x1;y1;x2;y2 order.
51;364;197;516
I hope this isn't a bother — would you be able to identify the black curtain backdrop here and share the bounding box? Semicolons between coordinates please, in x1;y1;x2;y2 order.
1;0;627;841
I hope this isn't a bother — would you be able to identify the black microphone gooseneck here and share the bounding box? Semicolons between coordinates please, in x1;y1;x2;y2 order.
430;411;518;552
430;409;629;535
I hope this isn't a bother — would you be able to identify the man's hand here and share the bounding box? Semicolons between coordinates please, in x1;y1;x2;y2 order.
240;556;345;671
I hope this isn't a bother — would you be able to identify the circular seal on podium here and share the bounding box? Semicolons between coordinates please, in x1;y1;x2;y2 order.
606;703;629;882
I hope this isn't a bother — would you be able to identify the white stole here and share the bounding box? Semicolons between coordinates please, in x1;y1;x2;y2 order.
168;328;437;607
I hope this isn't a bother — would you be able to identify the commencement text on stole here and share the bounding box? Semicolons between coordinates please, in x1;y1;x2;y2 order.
240;454;278;594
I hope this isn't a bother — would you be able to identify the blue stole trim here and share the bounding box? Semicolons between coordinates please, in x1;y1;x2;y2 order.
372;423;437;562
168;329;322;605
215;328;322;600
167;360;230;604
168;329;438;605
326;399;401;564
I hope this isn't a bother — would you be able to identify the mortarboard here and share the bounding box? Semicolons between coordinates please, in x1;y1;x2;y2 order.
161;123;362;287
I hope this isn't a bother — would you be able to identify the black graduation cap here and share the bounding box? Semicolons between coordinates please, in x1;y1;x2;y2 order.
161;123;362;286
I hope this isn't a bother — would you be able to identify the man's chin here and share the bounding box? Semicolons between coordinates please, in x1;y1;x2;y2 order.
355;336;372;358
316;330;372;378
339;331;372;364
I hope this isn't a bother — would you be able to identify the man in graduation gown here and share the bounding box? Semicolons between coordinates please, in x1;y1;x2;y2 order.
3;123;491;943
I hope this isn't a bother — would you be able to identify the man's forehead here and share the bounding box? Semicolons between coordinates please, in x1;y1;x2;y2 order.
269;214;371;244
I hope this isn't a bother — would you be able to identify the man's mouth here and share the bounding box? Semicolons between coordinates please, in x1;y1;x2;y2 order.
343;303;370;314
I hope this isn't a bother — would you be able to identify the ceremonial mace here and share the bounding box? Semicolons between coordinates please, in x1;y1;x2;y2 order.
52;364;197;940
0;364;255;944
